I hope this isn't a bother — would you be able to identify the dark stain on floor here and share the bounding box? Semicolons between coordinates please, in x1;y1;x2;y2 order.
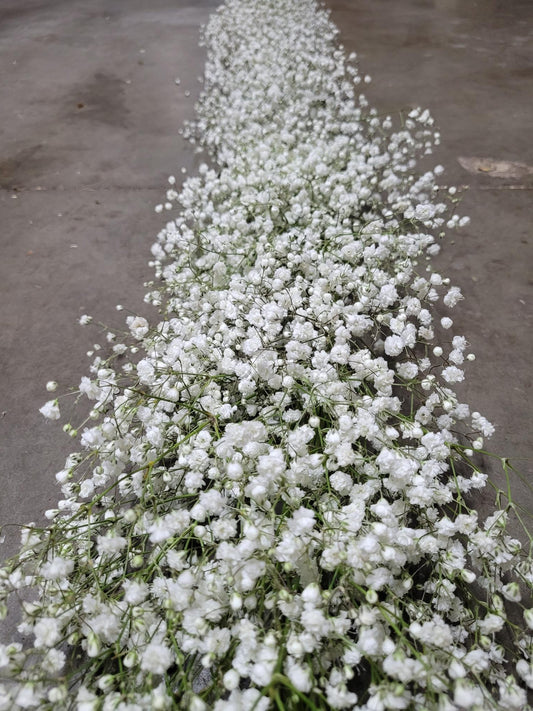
66;72;129;128
0;144;52;189
0;0;70;32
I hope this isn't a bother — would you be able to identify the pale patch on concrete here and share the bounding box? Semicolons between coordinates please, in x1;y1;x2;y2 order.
458;155;533;180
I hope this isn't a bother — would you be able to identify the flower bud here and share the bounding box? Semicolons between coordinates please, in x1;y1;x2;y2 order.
491;595;504;612
48;687;68;703
86;631;101;658
152;692;169;711
131;554;144;568
460;569;476;584
230;592;243;611
502;582;521;603
189;697;207;711
123;649;138;668
479;635;491;650
366;589;378;604
97;675;115;691
223;669;240;691
524;608;533;630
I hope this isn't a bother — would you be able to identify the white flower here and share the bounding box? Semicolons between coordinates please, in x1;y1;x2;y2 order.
137;358;155;384
96;534;127;555
226;461;243;480
443;286;462;307
409;618;453;649
523;608;533;630
140;642;174;675
300;608;330;638
471;411;495;438
463;649;489;674
396;361;418;379
498;676;527;709
122;580;149;605
127;315;150;340
223;669;240;690
40;556;74;580
214;689;270;711
453;679;485;708
325;681;357;709
330;470;353;495
76;686;99;711
516;659;533;689
44;648;66;674
15;685;42;709
477;613;504;635
502;582;521;602
39;399;60;420
79;376;102;400
442;366;464;383
285;657;312;692
448;659;466;679
148;509;191;543
384;334;404;357
287;507;315;535
33;617;62;648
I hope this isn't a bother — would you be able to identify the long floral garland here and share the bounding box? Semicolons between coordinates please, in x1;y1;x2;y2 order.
1;0;532;709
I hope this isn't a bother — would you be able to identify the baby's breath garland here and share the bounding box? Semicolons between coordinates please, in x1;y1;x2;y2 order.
1;0;532;709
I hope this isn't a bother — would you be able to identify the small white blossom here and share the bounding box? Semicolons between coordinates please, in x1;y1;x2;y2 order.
126;316;150;340
40;557;74;580
384;335;405;357
442;366;464;383
140;642;174;675
33;618;62;648
39;399;60;420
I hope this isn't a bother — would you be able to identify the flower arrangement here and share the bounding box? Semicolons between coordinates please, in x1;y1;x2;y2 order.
1;0;532;709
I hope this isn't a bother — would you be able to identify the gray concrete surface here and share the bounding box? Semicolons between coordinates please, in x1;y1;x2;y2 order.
0;0;217;557
0;0;532;565
329;0;533;520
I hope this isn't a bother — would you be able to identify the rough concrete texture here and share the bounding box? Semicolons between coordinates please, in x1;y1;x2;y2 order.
0;0;218;558
328;0;533;521
0;0;532;565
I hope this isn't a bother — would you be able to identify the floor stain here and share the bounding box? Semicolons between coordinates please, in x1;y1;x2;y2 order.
66;72;129;128
0;144;52;189
458;156;533;180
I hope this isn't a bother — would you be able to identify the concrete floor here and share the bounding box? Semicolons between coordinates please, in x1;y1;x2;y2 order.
328;0;533;524
0;0;217;557
0;0;532;562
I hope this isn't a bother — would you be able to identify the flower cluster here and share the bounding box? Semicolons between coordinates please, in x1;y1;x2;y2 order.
1;0;532;709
